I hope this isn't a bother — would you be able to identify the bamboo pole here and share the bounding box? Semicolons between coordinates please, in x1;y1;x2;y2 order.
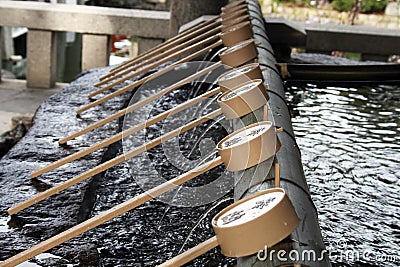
92;34;219;90
8;109;223;215
101;4;248;85
274;162;280;188
106;2;247;79
78;40;223;114
157;159;283;267
96;25;222;87
158;237;219;267
93;8;249;97
103;16;221;78
60;62;221;144
0;157;223;267
31;87;222;178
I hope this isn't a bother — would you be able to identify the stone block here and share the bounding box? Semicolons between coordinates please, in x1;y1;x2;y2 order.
385;2;400;16
306;24;400;56
82;34;110;71
0;26;15;82
264;18;306;48
27;29;57;88
11;114;33;130
0;1;170;39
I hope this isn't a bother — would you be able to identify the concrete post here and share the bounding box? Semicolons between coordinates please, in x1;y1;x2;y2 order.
82;34;110;71
27;29;57;88
0;26;3;82
1;26;14;75
137;37;164;55
56;32;67;82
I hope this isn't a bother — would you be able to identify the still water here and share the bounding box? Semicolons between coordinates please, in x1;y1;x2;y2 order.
286;83;400;266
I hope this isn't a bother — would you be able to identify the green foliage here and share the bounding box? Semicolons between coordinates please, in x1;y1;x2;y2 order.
331;0;388;14
331;0;352;11
361;0;388;13
343;52;361;61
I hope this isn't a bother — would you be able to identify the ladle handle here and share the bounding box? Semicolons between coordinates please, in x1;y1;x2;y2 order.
104;16;221;77
158;236;219;267
275;162;280;188
274;127;283;188
277;63;289;79
32;87;222;178
78;40;223;114
59;61;222;144
1;157;223;267
263;104;268;120
91;34;219;92
95;25;222;88
9;109;223;215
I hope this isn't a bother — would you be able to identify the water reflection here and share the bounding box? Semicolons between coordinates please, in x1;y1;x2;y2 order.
286;84;400;267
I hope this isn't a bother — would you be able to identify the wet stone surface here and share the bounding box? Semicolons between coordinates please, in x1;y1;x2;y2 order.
85;79;235;266
0;51;236;266
0;66;136;266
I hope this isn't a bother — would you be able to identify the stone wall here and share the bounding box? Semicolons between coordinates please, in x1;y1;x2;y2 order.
261;1;400;29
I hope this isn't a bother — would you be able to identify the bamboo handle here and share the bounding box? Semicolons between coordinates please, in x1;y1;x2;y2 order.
89;34;219;102
263;104;268;121
105;18;217;75
59;108;126;144
32;87;221;178
278;63;289;79
96;25;222;87
88;71;150;99
32;132;123;178
9;109;223;215
104;16;221;78
96;60;151;87
78;43;222;114
88;54;182;98
93;34;219;90
158;236;219;267
61;62;221;144
275;162;280;188
1;157;223;267
80;77;148;113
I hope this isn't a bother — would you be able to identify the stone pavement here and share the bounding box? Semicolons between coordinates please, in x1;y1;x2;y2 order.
0;78;66;133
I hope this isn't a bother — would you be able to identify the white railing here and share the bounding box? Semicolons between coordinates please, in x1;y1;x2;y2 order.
0;1;170;88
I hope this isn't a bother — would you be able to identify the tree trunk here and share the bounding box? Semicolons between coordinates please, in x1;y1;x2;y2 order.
169;0;228;37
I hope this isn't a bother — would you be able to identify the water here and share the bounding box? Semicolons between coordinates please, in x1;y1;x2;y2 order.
1;54;398;266
286;83;400;266
87;79;235;266
15;253;74;267
0;216;11;233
